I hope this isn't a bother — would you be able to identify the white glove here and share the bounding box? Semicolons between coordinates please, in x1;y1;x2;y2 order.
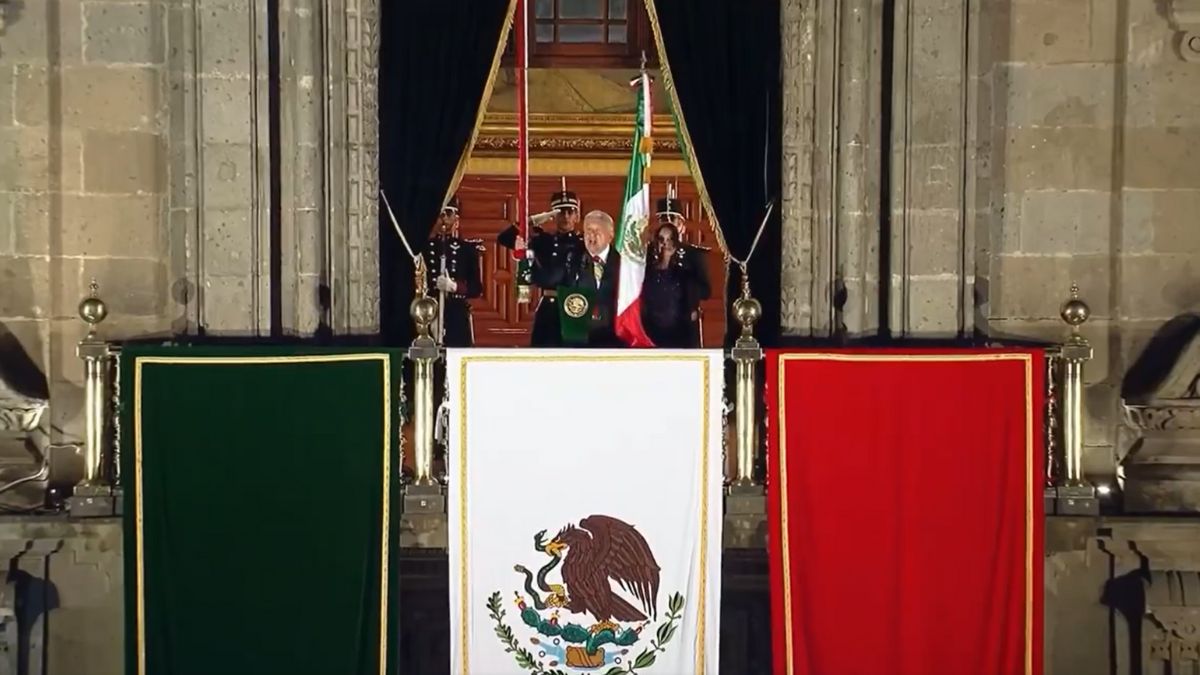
436;273;457;293
530;210;557;226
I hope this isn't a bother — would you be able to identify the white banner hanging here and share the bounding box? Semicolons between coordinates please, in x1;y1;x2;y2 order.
447;349;724;675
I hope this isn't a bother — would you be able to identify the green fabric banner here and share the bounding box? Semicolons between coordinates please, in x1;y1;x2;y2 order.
557;285;597;346
121;347;402;675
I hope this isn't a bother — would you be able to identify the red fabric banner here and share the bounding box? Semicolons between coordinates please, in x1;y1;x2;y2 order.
767;349;1044;675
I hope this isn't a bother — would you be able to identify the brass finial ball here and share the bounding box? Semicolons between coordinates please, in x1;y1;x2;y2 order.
1060;283;1090;327
733;295;762;329
78;280;108;327
410;296;438;328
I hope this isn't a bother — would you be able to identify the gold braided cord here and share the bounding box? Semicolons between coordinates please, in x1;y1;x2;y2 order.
443;0;520;209
643;0;732;263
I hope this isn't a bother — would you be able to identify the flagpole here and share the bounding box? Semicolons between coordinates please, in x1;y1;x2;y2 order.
641;54;652;217
514;0;532;303
613;57;656;347
516;0;529;251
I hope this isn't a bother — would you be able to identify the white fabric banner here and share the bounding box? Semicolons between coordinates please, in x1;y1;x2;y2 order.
448;349;724;675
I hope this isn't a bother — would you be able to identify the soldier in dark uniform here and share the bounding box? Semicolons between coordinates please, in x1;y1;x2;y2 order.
497;185;587;347
424;195;483;347
650;194;711;346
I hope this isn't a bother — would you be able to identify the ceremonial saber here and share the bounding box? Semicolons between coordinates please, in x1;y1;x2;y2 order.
382;188;444;339
379;189;418;262
437;252;447;343
746;200;776;262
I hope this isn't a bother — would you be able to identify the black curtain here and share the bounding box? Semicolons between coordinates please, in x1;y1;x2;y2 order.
650;0;782;346
379;1;512;344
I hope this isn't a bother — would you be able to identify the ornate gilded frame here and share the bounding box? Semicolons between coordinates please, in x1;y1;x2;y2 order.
473;112;681;157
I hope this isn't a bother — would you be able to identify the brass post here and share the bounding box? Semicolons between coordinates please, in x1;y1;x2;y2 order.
401;269;447;544
77;281;109;486
730;275;763;486
1053;283;1098;514
409;292;439;487
69;280;116;516
725;270;765;548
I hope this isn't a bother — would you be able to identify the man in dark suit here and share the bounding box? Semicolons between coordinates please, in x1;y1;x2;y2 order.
573;209;621;347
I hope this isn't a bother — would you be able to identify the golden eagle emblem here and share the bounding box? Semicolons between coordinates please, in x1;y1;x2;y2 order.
562;293;590;319
488;515;685;673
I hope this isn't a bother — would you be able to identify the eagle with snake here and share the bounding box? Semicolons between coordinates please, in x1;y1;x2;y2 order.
544;515;661;633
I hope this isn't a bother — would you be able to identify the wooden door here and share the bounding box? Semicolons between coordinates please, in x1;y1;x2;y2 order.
454;175;728;347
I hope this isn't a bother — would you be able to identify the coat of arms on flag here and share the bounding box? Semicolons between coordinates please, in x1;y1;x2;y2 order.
488;515;685;672
448;350;724;674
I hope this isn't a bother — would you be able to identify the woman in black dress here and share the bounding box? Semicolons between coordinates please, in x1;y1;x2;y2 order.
641;223;701;348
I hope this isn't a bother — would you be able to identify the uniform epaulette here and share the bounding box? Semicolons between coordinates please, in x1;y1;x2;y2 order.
688;244;712;253
465;237;486;251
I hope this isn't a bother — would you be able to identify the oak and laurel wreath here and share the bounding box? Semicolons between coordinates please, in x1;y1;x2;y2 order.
486;591;685;675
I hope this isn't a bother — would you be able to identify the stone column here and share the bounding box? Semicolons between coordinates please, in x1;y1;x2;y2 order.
165;0;381;336
780;0;886;337
166;1;273;335
279;0;382;336
887;0;986;336
279;0;329;335
329;0;382;335
779;0;818;334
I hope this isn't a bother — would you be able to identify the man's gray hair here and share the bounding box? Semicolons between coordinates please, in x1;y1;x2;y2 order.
583;209;614;233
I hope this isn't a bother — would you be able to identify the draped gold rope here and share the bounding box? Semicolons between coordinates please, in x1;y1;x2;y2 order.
442;0;521;209
643;0;732;263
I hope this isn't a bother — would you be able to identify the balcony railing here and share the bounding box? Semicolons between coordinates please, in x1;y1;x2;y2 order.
66;281;1101;527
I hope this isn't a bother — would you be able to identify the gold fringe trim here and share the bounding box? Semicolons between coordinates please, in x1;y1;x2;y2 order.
644;0;732;263
442;0;520;211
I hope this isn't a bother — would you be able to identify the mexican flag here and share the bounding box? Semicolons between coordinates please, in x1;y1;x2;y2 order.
614;71;655;347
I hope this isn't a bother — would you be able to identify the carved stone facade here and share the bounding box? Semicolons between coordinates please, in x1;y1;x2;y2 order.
779;0;818;334
166;0;380;336
338;0;381;334
780;0;992;338
1145;570;1200;666
779;0;887;337
0;519;122;675
781;0;1200;484
888;0;985;336
1122;319;1200;511
1169;0;1200;62
166;1;272;334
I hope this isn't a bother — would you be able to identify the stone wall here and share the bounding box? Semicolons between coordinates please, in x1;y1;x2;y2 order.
0;0;382;444
780;0;1200;483
0;518;123;675
985;0;1200;481
0;0;173;443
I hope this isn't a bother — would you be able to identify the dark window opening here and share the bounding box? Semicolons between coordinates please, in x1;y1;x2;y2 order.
506;0;655;68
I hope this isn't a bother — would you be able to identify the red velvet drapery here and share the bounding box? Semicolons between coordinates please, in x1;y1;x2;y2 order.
767;350;1045;675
